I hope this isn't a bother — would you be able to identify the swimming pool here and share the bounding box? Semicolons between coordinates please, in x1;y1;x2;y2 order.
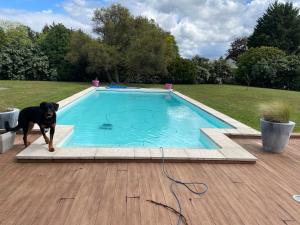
57;90;232;149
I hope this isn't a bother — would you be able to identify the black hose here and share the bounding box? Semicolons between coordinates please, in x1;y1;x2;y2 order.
160;147;208;225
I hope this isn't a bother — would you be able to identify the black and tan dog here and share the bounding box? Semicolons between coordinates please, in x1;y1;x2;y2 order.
5;102;59;152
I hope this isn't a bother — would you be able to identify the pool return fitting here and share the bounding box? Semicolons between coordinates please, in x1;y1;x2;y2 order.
147;147;208;225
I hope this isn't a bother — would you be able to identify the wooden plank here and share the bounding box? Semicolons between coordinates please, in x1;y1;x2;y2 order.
149;163;172;225
110;163;128;225
63;164;96;225
29;164;72;225
0;135;300;225
94;164;118;225
79;163;109;225
126;163;141;225
13;164;62;225
0;164;42;225
153;163;182;225
138;163;158;225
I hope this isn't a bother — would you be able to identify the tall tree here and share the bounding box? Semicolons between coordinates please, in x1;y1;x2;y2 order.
226;37;248;60
65;30;92;81
0;28;6;48
39;23;71;80
4;25;33;46
92;5;179;83
126;17;177;83
248;1;300;53
86;41;120;82
92;4;133;52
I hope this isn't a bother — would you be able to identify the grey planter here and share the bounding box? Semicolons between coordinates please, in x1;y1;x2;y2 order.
0;131;16;154
260;119;295;153
0;108;19;129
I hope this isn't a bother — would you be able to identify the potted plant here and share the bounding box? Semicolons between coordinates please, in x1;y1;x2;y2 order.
260;101;295;153
0;106;19;153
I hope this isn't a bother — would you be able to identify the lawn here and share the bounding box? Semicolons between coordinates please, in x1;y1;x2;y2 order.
0;81;299;132
0;80;89;110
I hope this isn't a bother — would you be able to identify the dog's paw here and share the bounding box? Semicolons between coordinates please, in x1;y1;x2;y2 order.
49;147;55;152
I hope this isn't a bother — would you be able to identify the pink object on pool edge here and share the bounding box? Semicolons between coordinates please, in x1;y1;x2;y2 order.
92;80;100;87
165;83;173;89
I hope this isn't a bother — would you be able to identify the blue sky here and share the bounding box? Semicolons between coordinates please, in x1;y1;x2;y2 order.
0;0;299;58
0;0;64;12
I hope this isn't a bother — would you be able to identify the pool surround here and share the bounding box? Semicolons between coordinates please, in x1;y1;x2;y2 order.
16;87;259;162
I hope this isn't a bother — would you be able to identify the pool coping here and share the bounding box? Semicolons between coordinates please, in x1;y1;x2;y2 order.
16;86;258;162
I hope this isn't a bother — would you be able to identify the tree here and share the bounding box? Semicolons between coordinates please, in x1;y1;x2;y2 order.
192;55;209;66
126;17;177;83
92;4;133;52
39;23;71;80
65;30;92;81
86;41;120;82
192;55;210;83
248;1;300;53
0;28;6;48
209;59;233;84
0;43;55;80
236;46;286;87
226;37;248;60
4;25;33;46
92;5;179;83
167;58;197;84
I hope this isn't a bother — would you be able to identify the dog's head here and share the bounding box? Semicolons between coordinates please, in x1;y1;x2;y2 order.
40;102;59;119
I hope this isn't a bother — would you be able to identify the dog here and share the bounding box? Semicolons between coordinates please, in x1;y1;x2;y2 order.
5;102;59;152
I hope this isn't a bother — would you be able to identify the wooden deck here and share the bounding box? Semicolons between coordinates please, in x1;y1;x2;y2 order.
0;134;300;225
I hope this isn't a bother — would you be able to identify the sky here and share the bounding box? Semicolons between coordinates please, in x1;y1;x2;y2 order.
0;0;300;58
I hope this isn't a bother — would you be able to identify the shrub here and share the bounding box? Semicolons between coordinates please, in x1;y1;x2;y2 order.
209;59;233;84
259;101;291;123
167;58;197;84
0;43;55;80
195;66;210;84
236;46;286;86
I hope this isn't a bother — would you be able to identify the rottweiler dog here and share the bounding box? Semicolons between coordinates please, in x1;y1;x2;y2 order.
5;102;59;152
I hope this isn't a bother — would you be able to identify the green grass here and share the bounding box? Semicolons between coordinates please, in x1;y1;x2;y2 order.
1;81;299;132
0;80;89;111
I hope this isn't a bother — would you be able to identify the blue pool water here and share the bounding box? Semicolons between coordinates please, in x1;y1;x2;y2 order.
57;90;232;149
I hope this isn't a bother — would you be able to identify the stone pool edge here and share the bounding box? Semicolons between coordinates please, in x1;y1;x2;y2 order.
16;86;258;162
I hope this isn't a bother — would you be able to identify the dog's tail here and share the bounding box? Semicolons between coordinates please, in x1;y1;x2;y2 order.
5;121;20;132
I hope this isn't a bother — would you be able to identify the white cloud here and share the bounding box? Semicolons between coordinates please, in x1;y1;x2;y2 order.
1;0;300;58
0;8;91;32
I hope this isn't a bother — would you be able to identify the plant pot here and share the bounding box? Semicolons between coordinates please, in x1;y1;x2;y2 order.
165;83;173;90
92;80;100;87
260;119;295;153
0;108;19;130
0;131;16;154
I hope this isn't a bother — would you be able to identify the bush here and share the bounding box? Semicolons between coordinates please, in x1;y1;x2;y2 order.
167;58;197;84
209;59;233;84
250;55;300;89
260;101;292;123
192;57;234;84
236;46;286;86
0;43;55;80
195;66;210;83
